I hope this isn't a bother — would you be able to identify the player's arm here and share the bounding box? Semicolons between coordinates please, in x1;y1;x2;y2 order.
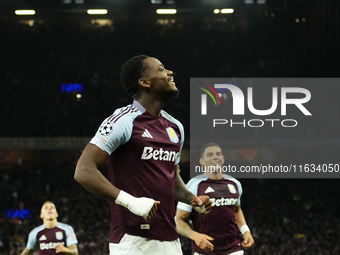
236;205;254;249
75;143;159;219
75;143;120;200
174;165;212;213
20;248;33;255
55;243;78;255
176;208;214;252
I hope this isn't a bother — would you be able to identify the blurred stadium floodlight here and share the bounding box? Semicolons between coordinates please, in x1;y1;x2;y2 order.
156;9;177;14
62;0;84;3
151;0;175;3
214;9;220;14
15;10;36;15
87;9;108;14
245;0;266;3
221;8;234;14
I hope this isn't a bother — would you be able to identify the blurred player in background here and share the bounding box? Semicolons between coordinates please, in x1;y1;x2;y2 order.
74;55;212;255
176;143;254;255
20;201;78;255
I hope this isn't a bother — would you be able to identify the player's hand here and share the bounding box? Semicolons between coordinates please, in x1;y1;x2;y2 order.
192;232;214;252
198;195;212;214
146;201;161;219
191;195;212;214
241;231;255;249
55;243;69;253
115;190;159;218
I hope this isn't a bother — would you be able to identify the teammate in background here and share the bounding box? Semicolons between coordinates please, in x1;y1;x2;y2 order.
74;55;212;255
20;201;78;255
176;143;254;255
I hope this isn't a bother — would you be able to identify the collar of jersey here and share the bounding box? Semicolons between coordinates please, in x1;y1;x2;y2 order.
133;100;146;113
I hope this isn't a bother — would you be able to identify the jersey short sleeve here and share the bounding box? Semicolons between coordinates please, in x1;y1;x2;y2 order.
26;225;44;250
90;105;142;155
26;228;38;250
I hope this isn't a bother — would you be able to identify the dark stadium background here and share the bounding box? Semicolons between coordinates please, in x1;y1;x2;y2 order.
1;0;340;254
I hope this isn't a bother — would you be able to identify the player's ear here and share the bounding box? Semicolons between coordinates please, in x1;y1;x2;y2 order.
138;78;151;88
199;157;204;165
221;155;225;165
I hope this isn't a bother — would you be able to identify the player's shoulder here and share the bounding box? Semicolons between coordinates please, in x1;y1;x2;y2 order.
106;103;142;124
56;222;74;230
222;174;241;184
187;173;209;188
29;224;45;236
96;103;142;136
160;110;183;128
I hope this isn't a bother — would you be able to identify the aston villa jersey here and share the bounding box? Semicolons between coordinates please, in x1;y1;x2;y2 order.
90;101;184;243
26;222;77;255
177;174;243;255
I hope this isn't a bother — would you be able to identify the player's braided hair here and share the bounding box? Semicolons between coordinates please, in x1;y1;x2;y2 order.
200;143;223;157
120;55;150;99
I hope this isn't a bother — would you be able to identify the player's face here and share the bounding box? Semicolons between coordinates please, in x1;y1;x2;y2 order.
142;57;178;98
200;146;225;168
40;202;58;221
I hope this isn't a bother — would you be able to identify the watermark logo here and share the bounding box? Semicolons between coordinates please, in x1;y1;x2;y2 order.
198;82;312;128
197;82;223;115
201;84;311;116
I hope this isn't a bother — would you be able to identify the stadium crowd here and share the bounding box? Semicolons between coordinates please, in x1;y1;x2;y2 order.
1;14;338;139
